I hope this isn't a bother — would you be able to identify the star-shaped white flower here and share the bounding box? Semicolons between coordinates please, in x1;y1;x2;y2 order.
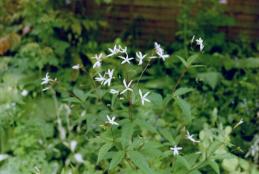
170;145;182;156
121;79;133;94
119;54;134;64
136;51;147;65
154;42;169;61
72;64;80;70
186;131;200;143
92;53;103;68
106;115;119;126
103;69;114;86
41;73;51;85
107;45;119;57
21;89;28;97
95;73;106;85
139;89;151;105
195;37;204;51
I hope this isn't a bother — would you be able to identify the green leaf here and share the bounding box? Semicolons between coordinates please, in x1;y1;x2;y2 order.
176;155;191;169
159;128;175;144
121;122;134;149
128;151;154;174
197;72;220;89
177;55;188;67
109;151;124;170
175;97;192;123
73;88;86;101
174;87;193;97
208;160;220;174
97;143;113;163
187;54;199;66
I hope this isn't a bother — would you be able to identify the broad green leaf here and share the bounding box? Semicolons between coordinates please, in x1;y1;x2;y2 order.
197;72;220;89
128;151;154;174
175;97;192;123
174;87;193;96
159;128;175;144
109;151;124;170
176;155;191;169
73;88;86;101
121;122;134;149
208;160;220;174
97;143;113;163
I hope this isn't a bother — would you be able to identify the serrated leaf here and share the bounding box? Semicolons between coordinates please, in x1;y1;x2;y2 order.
208;160;220;174
175;97;192;123
109;151;124;170
97;143;113;163
128;151;154;174
174;87;193;96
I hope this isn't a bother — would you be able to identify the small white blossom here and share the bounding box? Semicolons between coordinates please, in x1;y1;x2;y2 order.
72;64;80;70
139;89;151;105
103;69;114;86
21;90;28;97
136;51;147;65
110;89;119;95
119;45;127;53
234;119;244;129
95;73;106;85
106;115;119;126
92;53;103;68
70;140;77;152
154;42;169;61
74;153;84;163
107;45;120;57
195;37;204;51
121;79;133;94
186;131;200;143
170;145;182;156
41;73;51;85
219;0;227;4
119;54;134;64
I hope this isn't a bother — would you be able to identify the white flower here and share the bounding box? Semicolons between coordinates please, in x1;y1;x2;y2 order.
195;37;204;51
41;73;51;85
92;53;103;68
119;45;127;53
139;89;151;105
186;131;200;143
119;54;134;64
95;73;106;85
74;153;84;163
121;79;133;94
0;154;9;162
103;69;114;86
106;115;119;126
21;90;28;97
107;45;119;57
110;89;119;95
191;35;195;43
234;119;244;129
154;42;169;61
70;140;77;152
170;145;182;156
136;51;147;65
72;64;80;70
